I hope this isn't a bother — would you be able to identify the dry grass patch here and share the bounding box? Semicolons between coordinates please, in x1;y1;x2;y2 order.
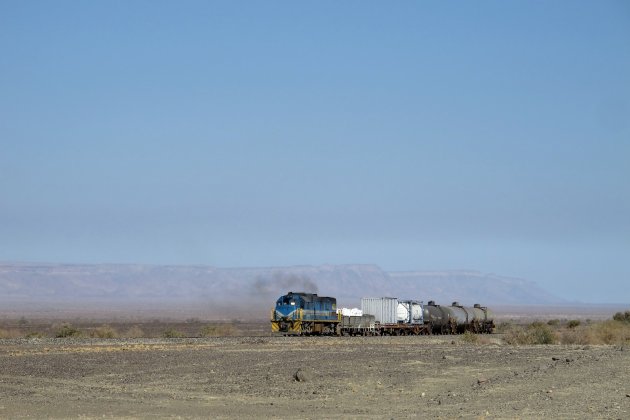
90;325;119;338
503;314;630;345
122;325;145;338
504;322;557;345
162;328;185;338
55;324;81;338
0;328;22;339
586;320;630;345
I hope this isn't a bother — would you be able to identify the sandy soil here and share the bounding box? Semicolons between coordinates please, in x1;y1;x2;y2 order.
1;335;629;419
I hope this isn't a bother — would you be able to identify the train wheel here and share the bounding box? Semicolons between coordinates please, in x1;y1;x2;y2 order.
301;322;312;336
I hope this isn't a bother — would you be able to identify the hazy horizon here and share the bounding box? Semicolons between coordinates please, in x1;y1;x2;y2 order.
1;2;629;303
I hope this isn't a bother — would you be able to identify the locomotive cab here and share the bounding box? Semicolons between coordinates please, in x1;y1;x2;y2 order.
274;294;302;326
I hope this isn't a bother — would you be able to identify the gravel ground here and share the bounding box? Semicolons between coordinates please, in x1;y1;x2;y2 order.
1;335;629;418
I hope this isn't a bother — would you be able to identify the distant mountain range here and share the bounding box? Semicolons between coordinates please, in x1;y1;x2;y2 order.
0;262;563;310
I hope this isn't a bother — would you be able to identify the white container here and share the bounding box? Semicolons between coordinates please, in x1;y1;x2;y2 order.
397;300;424;324
361;297;398;324
397;302;410;323
339;307;363;316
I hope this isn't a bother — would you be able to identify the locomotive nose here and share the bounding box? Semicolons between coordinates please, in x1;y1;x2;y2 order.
275;309;290;321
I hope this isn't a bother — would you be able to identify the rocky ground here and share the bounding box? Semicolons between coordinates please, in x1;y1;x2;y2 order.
1;335;629;419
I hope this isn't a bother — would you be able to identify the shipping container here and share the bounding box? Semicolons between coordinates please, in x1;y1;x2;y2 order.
361;297;398;324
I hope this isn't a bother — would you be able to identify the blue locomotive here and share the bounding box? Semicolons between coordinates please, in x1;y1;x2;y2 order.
270;292;340;335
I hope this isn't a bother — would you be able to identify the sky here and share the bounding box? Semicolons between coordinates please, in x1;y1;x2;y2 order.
1;1;629;303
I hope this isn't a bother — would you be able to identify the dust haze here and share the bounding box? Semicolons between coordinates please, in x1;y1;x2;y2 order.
252;272;319;298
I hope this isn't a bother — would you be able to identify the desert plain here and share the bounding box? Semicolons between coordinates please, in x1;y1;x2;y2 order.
1;323;630;419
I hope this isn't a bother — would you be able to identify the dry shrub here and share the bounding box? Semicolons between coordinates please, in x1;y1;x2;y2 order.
91;325;118;339
495;322;513;334
459;331;494;345
559;325;593;345
122;325;145;338
199;323;238;337
162;328;185;338
567;320;581;329
504;326;530;345
529;322;557;344
55;324;81;338
504;322;557;345
613;311;630;323
461;330;479;344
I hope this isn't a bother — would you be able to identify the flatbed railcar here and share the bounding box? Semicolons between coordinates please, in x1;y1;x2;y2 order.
339;314;376;336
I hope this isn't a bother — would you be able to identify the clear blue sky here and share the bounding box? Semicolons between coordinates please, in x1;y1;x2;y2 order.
1;1;629;303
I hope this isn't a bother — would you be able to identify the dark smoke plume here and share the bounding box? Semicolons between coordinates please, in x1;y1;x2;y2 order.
253;271;319;297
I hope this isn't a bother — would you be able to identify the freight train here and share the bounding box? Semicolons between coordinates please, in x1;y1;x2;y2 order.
270;292;494;336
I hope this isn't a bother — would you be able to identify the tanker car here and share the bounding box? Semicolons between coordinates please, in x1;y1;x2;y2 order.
423;300;494;334
271;292;494;335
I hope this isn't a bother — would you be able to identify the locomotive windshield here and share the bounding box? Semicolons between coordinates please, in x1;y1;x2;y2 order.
277;296;296;306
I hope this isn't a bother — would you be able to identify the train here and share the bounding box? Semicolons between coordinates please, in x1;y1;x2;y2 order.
270;292;494;336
